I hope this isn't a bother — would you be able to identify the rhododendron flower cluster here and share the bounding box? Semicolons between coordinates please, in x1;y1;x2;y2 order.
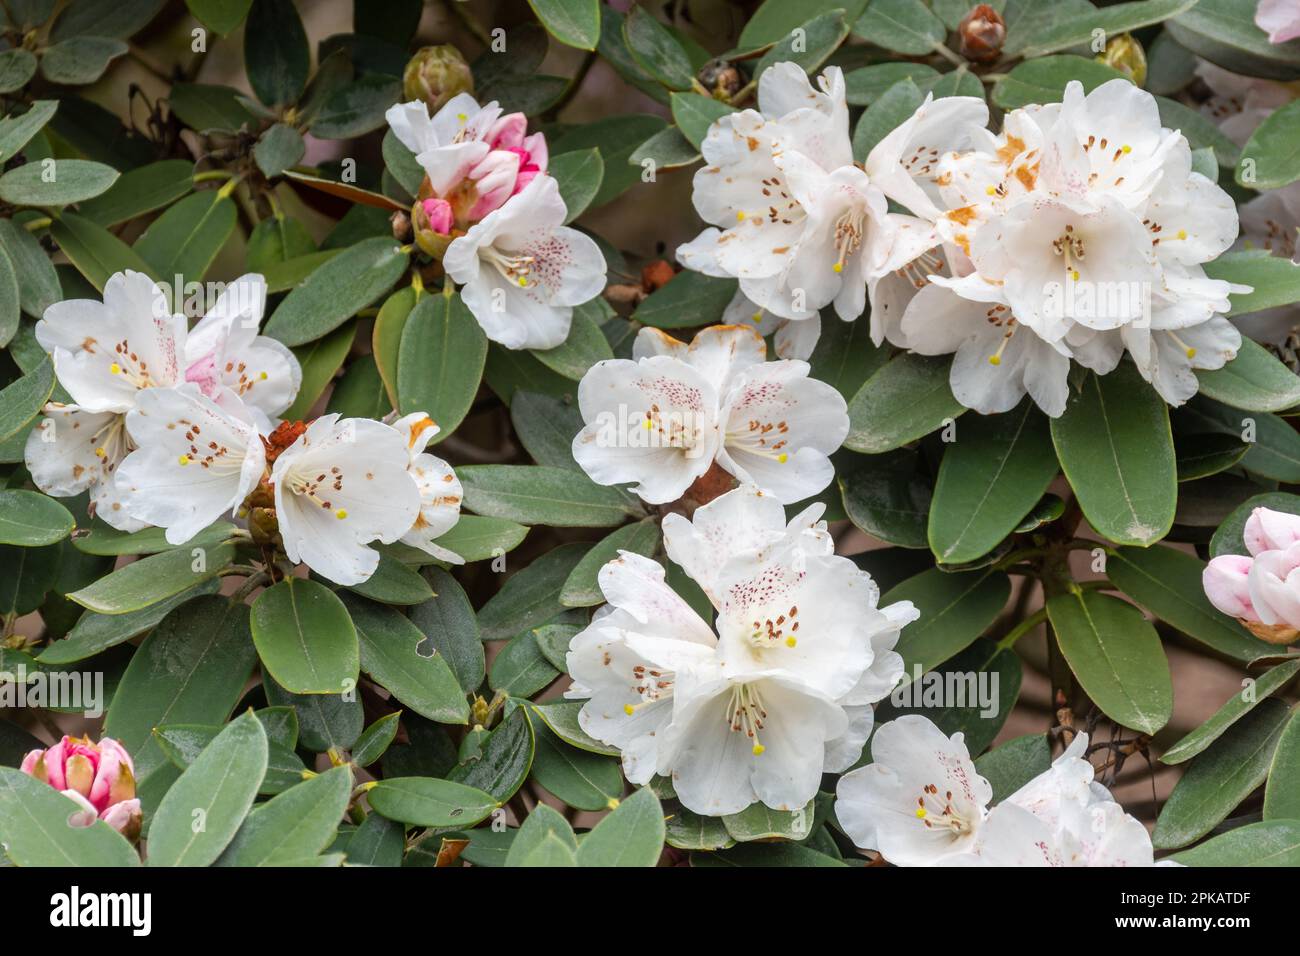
835;716;1160;867
25;271;463;585
386;93;606;350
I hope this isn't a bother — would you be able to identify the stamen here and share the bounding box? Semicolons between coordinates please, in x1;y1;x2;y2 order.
1167;330;1197;359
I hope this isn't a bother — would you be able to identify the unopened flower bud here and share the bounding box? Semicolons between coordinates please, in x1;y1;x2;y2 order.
412;196;455;259
698;58;742;99
403;45;475;113
21;736;142;841
1095;34;1147;87
959;4;1006;63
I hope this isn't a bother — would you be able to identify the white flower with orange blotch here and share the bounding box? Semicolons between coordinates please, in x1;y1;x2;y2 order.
442;174;606;350
182;273;302;430
571;325;848;505
115;384;266;546
566;486;915;815
835;715;1159;866
391;412;464;564
676;62;985;324
270;414;421;586
24;270;187;530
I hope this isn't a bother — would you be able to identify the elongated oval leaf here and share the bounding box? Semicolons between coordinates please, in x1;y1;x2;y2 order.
846;352;965;454
251;578;359;695
367;776;498;827
396;290;488;439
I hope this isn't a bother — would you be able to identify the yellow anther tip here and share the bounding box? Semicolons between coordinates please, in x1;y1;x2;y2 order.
623;704;635;715
751;311;763;323
916;807;927;819
178;454;190;466
752;744;766;756
988;355;1001;366
736;210;745;221
985;185;996;195
94;447;106;458
259;371;268;380
1176;229;1187;240
777;453;788;464
832;262;843;274
518;277;527;286
1122;144;1132;153
335;509;348;520
785;636;797;648
109;363;121;374
1186;347;1197;359
456;113;467;122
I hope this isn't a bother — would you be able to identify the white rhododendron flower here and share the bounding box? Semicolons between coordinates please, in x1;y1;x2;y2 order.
835;715;1158;866
182;273;301;429
566;485;915;815
677;63;983;323
24;270;187;530
391;412;465;564
572;325;848;504
885;79;1250;414
116;384;266;545
442;174;606;349
270;414;421;586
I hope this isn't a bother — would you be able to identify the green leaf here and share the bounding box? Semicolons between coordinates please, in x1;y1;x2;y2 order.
529;718;623;811
1107;545;1278;663
251;578;359;695
670;93;735;149
505;803;576;865
186;0;253;34
1046;590;1173;735
326;352;390;419
460;464;642;528
406;567;484;694
264;237;409;346
1050;364;1176;546
49;211;157;290
756;9;851;75
0;100;57;163
153;723;306;794
104;596;256;781
1006;0;1196;58
370;284;414;408
425;514;528;564
1164;659;1300;765
695;842;847;867
167;82;255;132
722;802;812;842
576;787;664;866
511;390;585;469
1172;820;1300;866
0;49;37;92
560;518;661;607
281;320;355;421
448;707;535;802
840;450;932;549
78;159;194;227
852;77;924;163
553;114;667;209
529;699;619;756
846;352;964;454
844;63;940;106
38;581;221;665
992;55;1126;109
395;290;488;439
352;711;402;767
244;0;308;107
1167;0;1300;81
265;678;362;753
341;552;432;606
0;218;58;319
528;0;600;51
973;733;1053;803
1183;396;1300;483
531;301;615;381
851;0;945;55
1206;252;1300;318
0;488;74;546
70;519;236;556
0;243;19;347
489;630;561;697
0;543;61;614
632;270;736;329
0;767;139;867
667;808;735;851
549;147;604;223
623;5;695;89
1264;707;1300;820
1195;336;1300;412
343;593;469;724
310;74;402;139
809;311;891;401
218;765;351;866
628;128;700;171
1157;94;1242;167
1154;698;1291;849
39;37;127;84
367;776;498;827
0;357;53;443
67;541;235;614
0;159;118;206
928;400;1059;564
254;122;305;178
1175;432;1249;481
478;541;592;642
135;190;236;287
886;568;1010;677
1238;98;1300;189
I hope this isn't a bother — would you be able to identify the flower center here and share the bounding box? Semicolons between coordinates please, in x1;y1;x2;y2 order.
622;663;674;716
482;246;535;287
107;338;157;389
914;782;976;834
288;465;349;519
1051;225;1086;282
725;683;769;756
746;603;800;650
832;207;866;274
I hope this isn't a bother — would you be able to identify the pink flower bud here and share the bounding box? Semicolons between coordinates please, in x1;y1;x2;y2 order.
1243;506;1300;556
466;150;521;219
487;112;529;151
420;197;454;235
1248;542;1300;629
1203;554;1258;621
21;735;142;840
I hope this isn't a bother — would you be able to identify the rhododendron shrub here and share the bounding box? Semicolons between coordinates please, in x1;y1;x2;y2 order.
3;0;1300;873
